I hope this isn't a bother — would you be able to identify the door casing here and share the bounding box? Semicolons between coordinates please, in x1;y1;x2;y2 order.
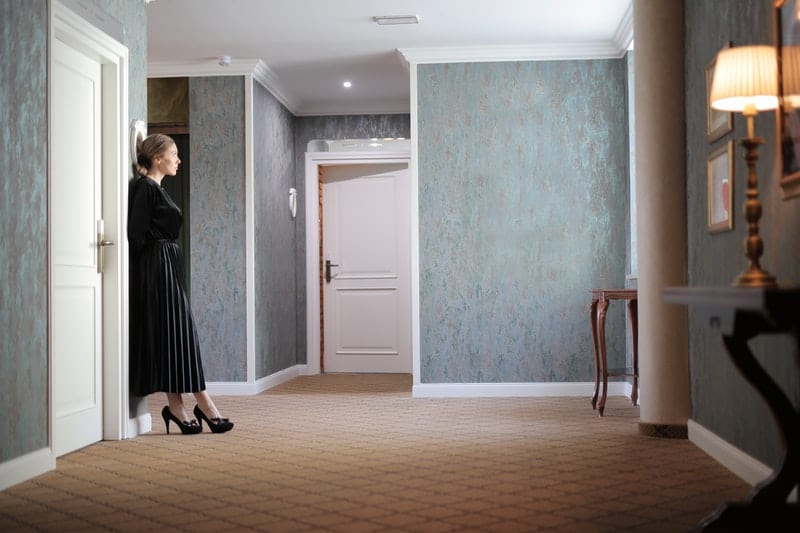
49;0;131;450
305;151;414;377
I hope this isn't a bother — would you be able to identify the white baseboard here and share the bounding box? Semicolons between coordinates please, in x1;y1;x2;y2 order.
688;419;797;502
205;364;308;396
0;447;55;491
688;419;771;487
126;413;152;438
412;381;631;398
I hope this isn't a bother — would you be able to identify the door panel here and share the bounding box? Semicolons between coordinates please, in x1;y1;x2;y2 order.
322;163;411;373
52;37;103;456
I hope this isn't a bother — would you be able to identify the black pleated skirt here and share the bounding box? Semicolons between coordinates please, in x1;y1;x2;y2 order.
130;239;205;396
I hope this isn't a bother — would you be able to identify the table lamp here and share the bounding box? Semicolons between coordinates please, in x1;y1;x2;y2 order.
710;45;779;287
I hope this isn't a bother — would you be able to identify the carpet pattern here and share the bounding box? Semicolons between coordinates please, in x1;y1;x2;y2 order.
0;374;749;532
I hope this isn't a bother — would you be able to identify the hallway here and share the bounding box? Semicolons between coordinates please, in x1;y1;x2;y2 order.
0;375;748;532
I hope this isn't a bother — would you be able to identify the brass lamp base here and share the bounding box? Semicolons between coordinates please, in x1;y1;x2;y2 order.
735;268;777;288
733;134;778;288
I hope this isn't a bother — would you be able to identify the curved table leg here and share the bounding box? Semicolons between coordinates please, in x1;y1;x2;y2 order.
590;299;600;409
597;299;610;416
627;298;639;406
721;333;800;507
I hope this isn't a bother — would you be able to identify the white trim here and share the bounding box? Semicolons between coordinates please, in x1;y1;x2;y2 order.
205;364;309;396
50;0;132;454
409;63;421;387
148;58;262;78
688;419;771;487
304;151;412;376
293;101;410;117
127;413;152;438
251;60;301;114
612;2;634;52
398;42;628;65
0;448;56;491
245;75;256;386
148;59;302;116
689;420;799;502
412;381;627;398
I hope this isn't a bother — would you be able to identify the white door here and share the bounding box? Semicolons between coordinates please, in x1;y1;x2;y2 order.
51;37;104;456
322;163;411;373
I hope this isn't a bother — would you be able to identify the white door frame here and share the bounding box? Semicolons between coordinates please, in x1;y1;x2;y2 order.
304;151;415;378
49;0;130;446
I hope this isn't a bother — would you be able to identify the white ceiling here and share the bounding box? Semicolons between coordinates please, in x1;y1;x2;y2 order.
146;0;632;116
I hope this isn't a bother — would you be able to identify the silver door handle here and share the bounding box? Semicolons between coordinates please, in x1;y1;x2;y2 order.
97;238;114;273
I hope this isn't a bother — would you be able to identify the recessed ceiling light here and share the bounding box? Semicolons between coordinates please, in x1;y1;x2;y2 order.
373;15;420;25
343;81;352;88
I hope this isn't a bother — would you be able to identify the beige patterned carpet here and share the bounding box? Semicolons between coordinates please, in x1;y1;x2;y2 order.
0;374;749;532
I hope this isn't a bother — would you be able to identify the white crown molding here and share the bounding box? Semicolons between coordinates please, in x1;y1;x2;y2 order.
148;58;260;78
294;100;410;117
612;2;634;52
251;60;301;115
148;59;301;114
398;41;627;65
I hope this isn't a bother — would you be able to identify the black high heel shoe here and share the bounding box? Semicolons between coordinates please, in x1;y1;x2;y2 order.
161;406;202;435
193;405;234;433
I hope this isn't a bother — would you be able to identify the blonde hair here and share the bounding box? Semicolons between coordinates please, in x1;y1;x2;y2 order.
132;133;176;176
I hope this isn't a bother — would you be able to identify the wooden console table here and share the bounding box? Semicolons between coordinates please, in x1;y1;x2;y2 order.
589;288;638;416
664;286;800;531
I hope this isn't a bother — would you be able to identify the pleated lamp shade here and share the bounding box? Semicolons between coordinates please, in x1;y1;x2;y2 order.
710;45;779;113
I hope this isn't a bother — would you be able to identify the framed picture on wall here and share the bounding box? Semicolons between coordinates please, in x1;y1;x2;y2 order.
706;43;733;143
707;141;734;233
775;0;800;198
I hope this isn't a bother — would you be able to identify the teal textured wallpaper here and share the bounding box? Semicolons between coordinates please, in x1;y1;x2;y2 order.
418;60;629;383
254;81;297;378
189;76;247;381
0;0;147;463
0;0;48;463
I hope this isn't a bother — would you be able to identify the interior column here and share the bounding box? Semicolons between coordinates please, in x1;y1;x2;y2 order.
633;0;689;438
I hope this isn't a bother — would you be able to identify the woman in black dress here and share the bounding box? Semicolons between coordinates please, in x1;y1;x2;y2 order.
129;133;233;435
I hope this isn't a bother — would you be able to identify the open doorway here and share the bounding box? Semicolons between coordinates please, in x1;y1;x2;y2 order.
305;148;412;376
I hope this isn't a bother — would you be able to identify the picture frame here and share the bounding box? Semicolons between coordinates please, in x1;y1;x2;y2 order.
707;141;734;233
706;43;733;143
776;0;800;198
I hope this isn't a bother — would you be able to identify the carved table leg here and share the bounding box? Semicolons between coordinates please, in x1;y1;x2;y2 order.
700;330;800;531
597;298;610;416
627;298;639;406
720;333;799;506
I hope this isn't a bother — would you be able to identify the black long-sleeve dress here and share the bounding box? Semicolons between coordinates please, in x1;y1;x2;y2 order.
128;175;205;396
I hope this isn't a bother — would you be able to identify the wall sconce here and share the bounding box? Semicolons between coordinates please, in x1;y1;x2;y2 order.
710;45;779;287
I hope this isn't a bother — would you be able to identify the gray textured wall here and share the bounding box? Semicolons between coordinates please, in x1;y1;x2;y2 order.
0;0;48;463
0;0;146;463
189;76;247;381
254;81;297;378
293;115;412;364
417;60;629;383
685;1;800;468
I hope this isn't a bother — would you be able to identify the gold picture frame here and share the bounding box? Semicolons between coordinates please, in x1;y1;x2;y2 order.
775;0;800;198
706;43;733;143
707;141;734;233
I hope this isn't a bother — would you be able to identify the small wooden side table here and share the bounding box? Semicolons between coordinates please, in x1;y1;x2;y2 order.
664;286;800;531
589;288;638;416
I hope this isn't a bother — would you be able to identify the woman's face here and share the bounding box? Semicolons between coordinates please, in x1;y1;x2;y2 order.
154;143;181;177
